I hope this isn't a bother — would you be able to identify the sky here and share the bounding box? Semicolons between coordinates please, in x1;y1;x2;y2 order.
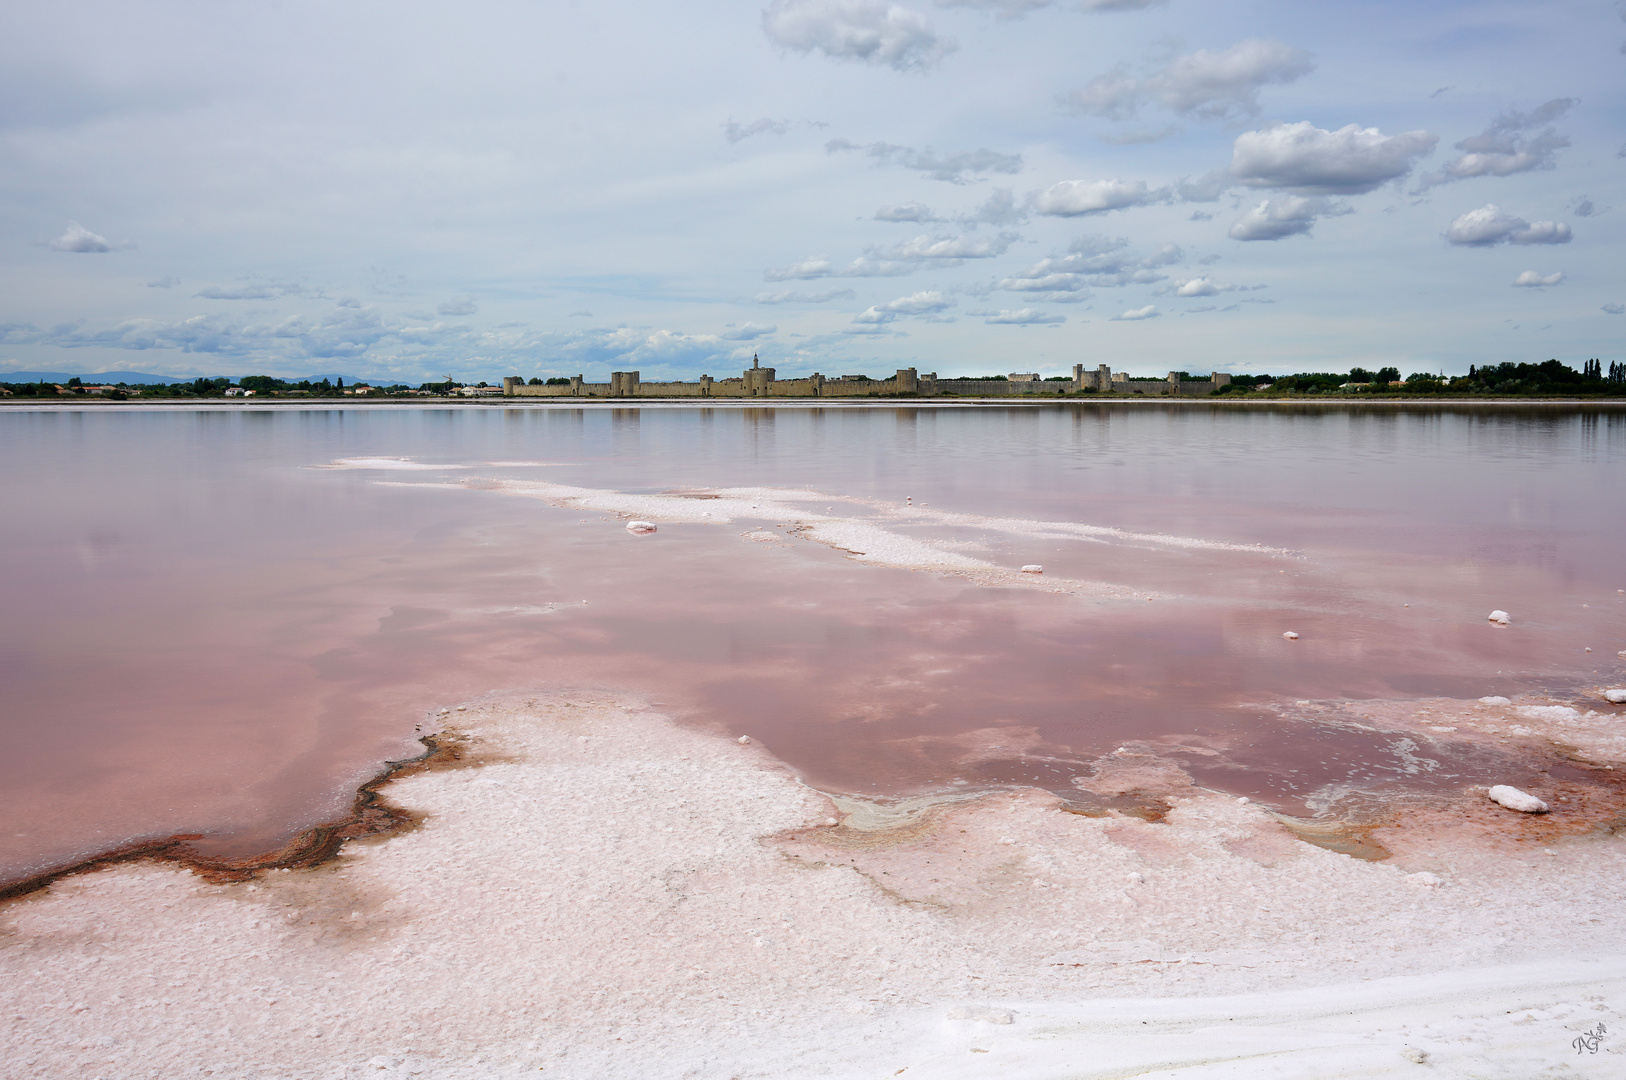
1;0;1622;383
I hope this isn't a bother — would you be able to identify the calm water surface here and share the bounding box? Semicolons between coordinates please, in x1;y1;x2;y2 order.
2;402;1624;885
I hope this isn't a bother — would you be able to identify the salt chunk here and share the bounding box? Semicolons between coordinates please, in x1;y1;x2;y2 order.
1478;696;1511;706
1488;610;1511;625
626;520;657;534
1487;785;1548;813
1020;564;1043;574
1406;872;1442;888
1282;631;1299;640
823;817;839;827
737;735;751;745
1603;689;1626;704
1402;1047;1429;1064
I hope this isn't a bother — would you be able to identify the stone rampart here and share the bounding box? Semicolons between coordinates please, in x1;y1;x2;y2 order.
501;363;1229;399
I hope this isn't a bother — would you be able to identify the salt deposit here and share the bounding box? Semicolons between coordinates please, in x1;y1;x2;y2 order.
1283;631;1299;640
4;695;1625;1079
1487;784;1549;813
1020;564;1043;574
1605;689;1626;704
1488;610;1512;625
625;520;657;534
373;475;1274;597
1479;696;1512;706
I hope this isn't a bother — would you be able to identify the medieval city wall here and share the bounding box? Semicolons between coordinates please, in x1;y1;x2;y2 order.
501;366;1229;399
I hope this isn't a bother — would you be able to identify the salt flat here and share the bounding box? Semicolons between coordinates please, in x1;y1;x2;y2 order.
4;692;1621;1078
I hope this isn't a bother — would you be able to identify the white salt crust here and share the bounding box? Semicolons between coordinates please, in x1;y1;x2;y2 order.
4;695;1624;1079
373;475;1293;597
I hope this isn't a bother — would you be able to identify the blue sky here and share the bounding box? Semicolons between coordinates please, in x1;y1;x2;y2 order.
2;0;1621;382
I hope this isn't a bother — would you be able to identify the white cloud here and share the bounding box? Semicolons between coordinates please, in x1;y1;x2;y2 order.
875;202;939;221
880;231;1018;259
1033;178;1162;216
1064;39;1314;123
1415;99;1575;191
724;117;790;143
1174;277;1224;297
762;253;917;280
887;290;954;314
437;297;479;316
1228;195;1343;240
1175;170;1231;202
826;138;1022;183
722;322;778;339
957;187;1026;226
998;235;1179;293
46;221;113;253
1602;303;1624;315
1512;271;1564;287
763;0;956;71
146;276;180;289
1445;205;1571;246
755;288;855;303
1113;305;1159;320
1231;122;1438;194
976;308;1064;324
763;256;837;280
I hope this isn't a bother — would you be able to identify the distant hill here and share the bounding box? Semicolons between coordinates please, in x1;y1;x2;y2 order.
0;370;196;385
0;371;387;386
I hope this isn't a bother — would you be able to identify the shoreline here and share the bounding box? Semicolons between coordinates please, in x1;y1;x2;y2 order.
0;733;464;904
4;396;1626;410
4;689;1624;1077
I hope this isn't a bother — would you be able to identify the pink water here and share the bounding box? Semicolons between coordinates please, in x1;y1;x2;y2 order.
2;402;1624;887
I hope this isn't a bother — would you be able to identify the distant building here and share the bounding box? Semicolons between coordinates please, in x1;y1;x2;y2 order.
1008;373;1041;382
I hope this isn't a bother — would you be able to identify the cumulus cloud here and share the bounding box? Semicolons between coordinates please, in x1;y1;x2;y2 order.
1173;277;1225;297
875;202;940;222
722;322;778;339
975;308;1065;324
958;187;1026;226
879;231;1019;259
46;221;116;253
1512;271;1564;287
437;297;479;316
763;253;916;280
763;0;956;71
885;290;954;314
1064;39;1314;123
826;138;1022;183
1112;305;1159;320
1032;178;1163;216
1602;303;1624;315
754;288;855;303
1175;170;1231;202
1231;122;1438;194
1414;99;1575;191
1228;195;1344;240
724;117;790;143
998;235;1179;294
1445;205;1571;246
853;290;956;323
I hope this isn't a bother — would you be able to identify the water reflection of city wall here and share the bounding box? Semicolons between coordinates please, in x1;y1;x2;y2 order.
502;363;1233;400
